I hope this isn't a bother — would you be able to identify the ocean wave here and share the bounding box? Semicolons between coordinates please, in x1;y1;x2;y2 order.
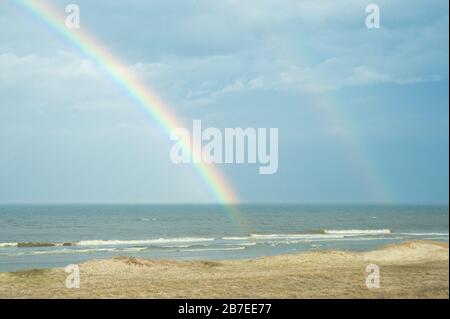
0;242;74;248
268;236;404;246
0;248;118;257
222;236;250;240
224;242;257;246
249;233;345;240
0;243;17;248
323;229;391;235
4;230;446;251
77;237;215;246
32;248;118;255
397;232;449;236
0;237;216;249
0;246;154;257
179;246;246;252
215;231;393;242
122;247;148;252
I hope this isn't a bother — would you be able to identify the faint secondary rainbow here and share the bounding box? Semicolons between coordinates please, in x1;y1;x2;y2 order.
16;0;238;204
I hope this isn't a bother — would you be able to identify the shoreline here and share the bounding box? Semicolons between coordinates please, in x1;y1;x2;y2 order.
0;240;448;298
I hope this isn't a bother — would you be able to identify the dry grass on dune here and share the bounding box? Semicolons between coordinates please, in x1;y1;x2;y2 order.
0;241;448;299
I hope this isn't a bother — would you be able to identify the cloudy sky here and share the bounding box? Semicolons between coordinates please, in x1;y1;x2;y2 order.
0;0;448;204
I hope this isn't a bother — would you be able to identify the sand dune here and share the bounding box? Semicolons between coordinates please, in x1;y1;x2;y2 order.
363;241;449;264
0;241;448;298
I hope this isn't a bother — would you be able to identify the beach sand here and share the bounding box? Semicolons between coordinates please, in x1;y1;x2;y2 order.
0;241;448;299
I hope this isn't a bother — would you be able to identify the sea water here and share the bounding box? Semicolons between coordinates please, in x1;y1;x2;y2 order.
0;204;448;272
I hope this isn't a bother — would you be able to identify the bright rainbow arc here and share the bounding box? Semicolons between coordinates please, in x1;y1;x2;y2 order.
16;0;239;204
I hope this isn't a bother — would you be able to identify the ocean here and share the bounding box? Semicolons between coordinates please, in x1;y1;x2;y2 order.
0;204;448;272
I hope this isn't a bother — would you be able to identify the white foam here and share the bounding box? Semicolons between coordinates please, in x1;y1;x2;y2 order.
180;246;246;252
398;232;449;236
323;229;391;235
0;243;17;248
122;247;147;252
270;236;404;245
30;248;117;255
77;237;215;246
226;242;256;246
249;234;345;240
222;237;250;240
227;231;395;242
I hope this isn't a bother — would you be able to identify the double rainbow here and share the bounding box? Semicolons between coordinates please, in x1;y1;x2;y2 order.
16;0;238;204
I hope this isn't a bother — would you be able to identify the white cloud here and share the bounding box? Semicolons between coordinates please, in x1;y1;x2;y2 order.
0;51;118;108
2;0;448;108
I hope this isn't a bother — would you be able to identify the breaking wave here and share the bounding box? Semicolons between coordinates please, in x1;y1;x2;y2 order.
323;229;391;235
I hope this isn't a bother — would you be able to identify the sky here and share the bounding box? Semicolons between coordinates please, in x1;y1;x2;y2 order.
0;0;448;204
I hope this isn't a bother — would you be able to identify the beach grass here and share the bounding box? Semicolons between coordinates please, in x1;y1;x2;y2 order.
0;241;448;299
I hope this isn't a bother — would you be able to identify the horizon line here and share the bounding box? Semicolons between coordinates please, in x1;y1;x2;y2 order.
0;202;448;206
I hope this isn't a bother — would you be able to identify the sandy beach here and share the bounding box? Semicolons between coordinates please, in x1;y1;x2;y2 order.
0;241;448;299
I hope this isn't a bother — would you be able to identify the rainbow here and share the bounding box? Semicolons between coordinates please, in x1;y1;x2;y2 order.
15;0;239;204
